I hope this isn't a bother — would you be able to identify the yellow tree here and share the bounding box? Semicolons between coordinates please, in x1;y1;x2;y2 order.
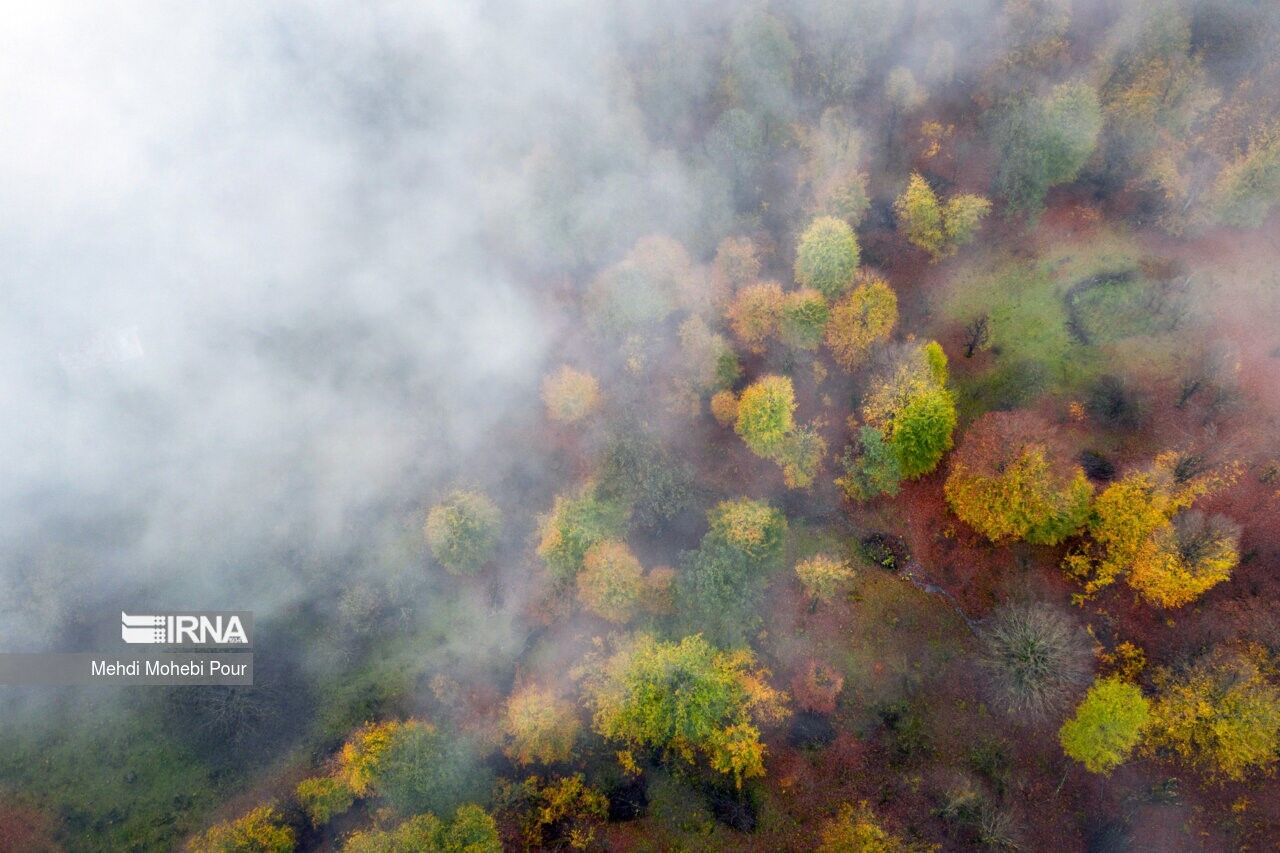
895;172;945;258
504;685;581;765
577;539;645;623
944;411;1092;545
542;366;601;423
1064;452;1239;604
735;375;796;457
187;807;295;853
1145;645;1280;781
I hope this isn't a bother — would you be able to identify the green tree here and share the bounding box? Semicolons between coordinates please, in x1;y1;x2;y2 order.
723;10;797;127
371;722;491;817
536;484;630;583
775;425;828;490
943;194;992;247
862;344;957;479
795;216;860;299
836;426;902;501
779;289;830;350
1210;124;1280;227
735;375;796;457
678;316;740;394
582;634;789;787
424;490;501;575
597;426;692;529
995;81;1103;215
1059;677;1150;774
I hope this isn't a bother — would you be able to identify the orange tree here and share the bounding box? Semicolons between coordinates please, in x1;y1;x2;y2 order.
1063;452;1239;605
824;275;897;370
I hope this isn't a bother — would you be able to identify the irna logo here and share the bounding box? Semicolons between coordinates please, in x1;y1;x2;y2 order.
121;612;252;647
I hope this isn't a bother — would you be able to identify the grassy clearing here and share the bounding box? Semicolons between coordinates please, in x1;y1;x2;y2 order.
839;571;970;721
0;696;219;851
936;230;1184;418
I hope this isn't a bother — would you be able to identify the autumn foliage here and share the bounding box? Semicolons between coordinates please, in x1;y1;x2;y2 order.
945;411;1092;545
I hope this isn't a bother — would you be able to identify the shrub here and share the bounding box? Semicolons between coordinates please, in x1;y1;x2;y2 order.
824;275;898;370
795;555;856;603
1059;677;1149;774
944;411;1093;545
295;776;354;826
542;366;601;423
817;802;927;853
980;603;1091;719
795;216;860;299
504;685;580;766
581;634;788;787
726;281;784;354
424;490;502;575
536;484;630;583
779;289;830;350
187;806;294;853
1146;646;1280;781
735;375;796;457
577;540;645;623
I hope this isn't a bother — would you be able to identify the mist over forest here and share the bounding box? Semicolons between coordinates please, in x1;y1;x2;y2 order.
1;0;1279;849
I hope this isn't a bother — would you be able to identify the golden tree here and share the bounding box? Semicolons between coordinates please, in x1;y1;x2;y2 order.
1146;646;1280;781
542;365;601;423
944;411;1092;545
824;275;897;370
577;539;645;623
504;685;581;765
